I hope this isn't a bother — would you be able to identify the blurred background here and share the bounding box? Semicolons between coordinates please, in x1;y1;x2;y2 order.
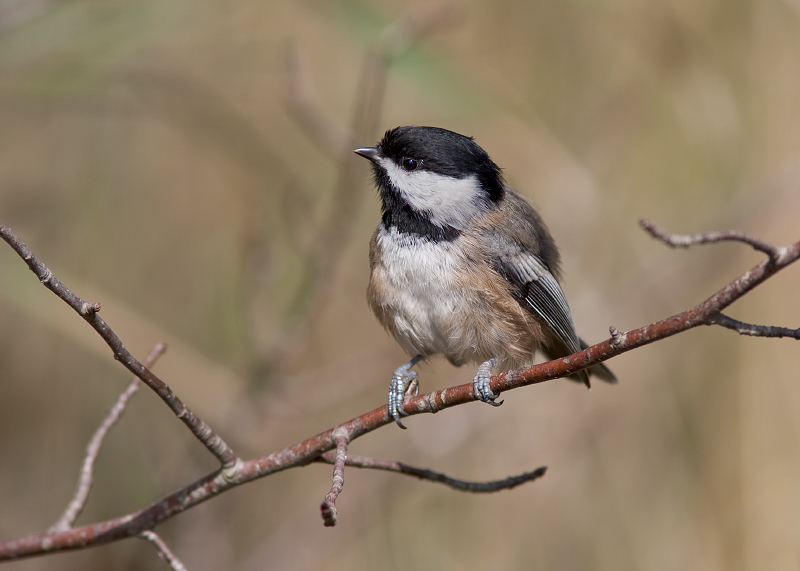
1;0;799;569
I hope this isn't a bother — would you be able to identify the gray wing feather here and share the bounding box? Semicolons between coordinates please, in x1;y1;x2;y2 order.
481;188;616;384
497;247;582;354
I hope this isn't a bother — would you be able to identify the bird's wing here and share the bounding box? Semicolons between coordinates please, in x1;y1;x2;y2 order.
489;234;582;355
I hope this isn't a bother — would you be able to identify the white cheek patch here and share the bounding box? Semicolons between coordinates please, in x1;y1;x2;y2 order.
380;158;488;229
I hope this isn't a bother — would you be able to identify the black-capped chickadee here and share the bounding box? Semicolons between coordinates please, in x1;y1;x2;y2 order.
355;126;616;428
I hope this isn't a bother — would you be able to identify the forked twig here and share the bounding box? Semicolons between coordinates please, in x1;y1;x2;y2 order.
0;224;238;470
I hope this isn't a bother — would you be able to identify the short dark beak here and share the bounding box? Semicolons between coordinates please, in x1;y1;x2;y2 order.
354;147;380;162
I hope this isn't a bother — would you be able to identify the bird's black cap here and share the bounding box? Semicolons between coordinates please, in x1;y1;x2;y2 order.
374;126;506;203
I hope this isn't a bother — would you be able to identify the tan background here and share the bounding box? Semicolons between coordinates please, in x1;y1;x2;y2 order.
1;0;799;569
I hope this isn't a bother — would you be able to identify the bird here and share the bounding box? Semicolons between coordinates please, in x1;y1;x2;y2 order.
355;126;616;428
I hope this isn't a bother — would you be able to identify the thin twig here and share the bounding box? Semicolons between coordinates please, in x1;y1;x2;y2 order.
1;222;798;560
0;223;238;469
140;531;187;571
320;430;349;527
50;343;168;532
640;218;781;260
709;313;800;339
317;452;547;493
640;219;800;338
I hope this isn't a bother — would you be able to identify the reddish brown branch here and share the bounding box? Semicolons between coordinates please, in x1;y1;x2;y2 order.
0;223;237;469
50;344;168;532
0;221;798;562
317;452;547;492
320;430;349;527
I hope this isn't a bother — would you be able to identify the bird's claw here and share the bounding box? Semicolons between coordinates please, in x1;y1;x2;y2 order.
388;360;420;428
473;358;503;407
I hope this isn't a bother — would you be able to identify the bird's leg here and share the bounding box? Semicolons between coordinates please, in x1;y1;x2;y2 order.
473;358;503;407
388;355;423;429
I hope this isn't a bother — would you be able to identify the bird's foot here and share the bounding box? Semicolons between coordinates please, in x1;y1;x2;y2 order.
388;356;422;429
473;358;503;407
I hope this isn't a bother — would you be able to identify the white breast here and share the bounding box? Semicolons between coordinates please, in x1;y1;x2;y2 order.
370;223;546;369
372;225;471;357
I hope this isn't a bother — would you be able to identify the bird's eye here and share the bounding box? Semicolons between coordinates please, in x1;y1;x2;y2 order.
401;158;418;171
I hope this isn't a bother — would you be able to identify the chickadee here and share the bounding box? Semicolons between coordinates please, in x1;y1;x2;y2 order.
355;126;616;428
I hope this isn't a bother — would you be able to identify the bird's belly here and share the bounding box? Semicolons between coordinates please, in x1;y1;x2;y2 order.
369;227;535;367
373;238;466;356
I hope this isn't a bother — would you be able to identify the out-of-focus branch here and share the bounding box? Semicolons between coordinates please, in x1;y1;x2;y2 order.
377;2;464;60
50;343;168;532
317;452;547;493
282;43;353;158
282;2;462;159
0;220;797;560
277;2;464;363
0;223;238;470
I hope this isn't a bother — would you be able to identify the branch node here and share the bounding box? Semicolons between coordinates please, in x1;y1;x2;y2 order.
609;326;625;347
80;302;101;316
221;457;244;481
426;391;441;413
